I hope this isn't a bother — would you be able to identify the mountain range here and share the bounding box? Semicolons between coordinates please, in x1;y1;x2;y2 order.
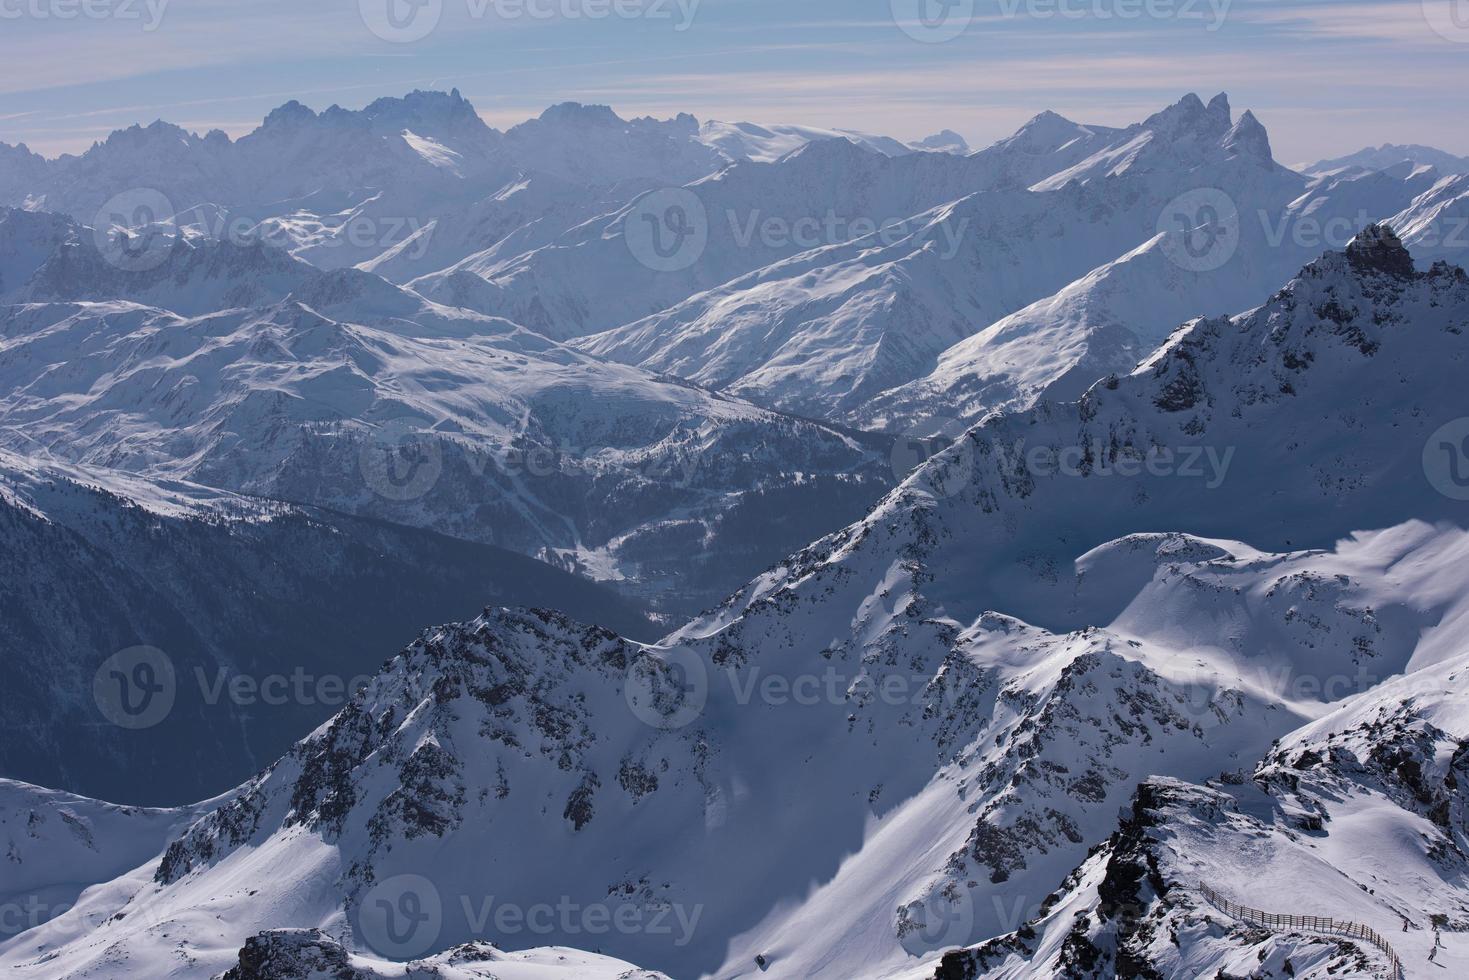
2;89;1469;980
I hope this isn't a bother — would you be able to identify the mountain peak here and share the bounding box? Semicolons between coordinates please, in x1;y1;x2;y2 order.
1005;109;1085;150
1223;108;1272;160
261;100;318;130
913;129;969;153
1143;92;1233;140
1345;223;1416;279
536;102;626;127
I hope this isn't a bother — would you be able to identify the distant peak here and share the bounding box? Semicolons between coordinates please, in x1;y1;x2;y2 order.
1143;92;1234;139
262;100;318;130
537;102;625;127
913;129;969;153
1020;109;1078;131
1345;224;1415;279
780;135;875;165
1006;109;1083;149
1223;109;1273;161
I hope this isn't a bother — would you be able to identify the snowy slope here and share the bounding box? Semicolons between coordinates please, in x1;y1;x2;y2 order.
0;273;891;612
698;119;967;163
860;160;1450;436
4;231;1467;980
1390;172;1469;267
408;136;1001;341
0;780;210;943
579;94;1302;421
1304;143;1469;177
938;651;1469;979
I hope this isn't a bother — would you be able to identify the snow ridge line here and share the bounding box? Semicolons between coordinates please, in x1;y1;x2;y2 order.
1198;883;1404;979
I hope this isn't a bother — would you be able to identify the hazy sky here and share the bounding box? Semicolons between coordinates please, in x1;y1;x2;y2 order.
2;0;1465;164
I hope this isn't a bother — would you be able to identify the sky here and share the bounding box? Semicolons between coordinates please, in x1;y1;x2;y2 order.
1;0;1465;165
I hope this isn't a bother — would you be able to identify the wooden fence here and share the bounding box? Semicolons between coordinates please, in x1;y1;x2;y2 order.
1198;883;1403;979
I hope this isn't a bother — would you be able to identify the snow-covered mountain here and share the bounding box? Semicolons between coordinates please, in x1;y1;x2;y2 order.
5;230;1466;980
698;119;968;163
0;242;892;612
0;94;953;288
1304;142;1469;177
406;135;1001;340
860;157;1454;435
0;448;657;806
939;650;1469;977
1389;172;1469;267
578;93;1304;423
